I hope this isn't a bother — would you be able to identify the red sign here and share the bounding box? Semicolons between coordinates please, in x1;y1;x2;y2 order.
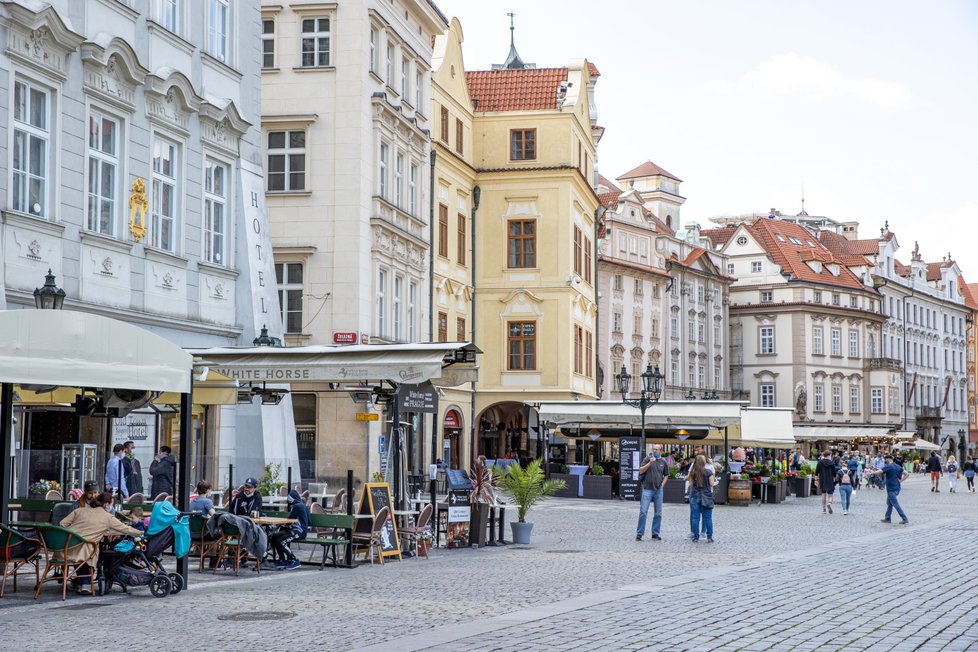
333;332;358;344
360;333;369;344
443;410;460;429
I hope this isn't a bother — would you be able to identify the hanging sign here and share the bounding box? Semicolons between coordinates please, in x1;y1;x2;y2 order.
397;381;438;413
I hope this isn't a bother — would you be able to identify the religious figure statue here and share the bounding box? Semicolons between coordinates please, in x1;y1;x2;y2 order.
129;177;148;242
794;382;807;418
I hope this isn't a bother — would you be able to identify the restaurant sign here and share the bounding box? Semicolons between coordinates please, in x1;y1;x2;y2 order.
396;381;438;414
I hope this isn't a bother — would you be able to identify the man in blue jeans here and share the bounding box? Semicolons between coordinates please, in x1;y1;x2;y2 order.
636;444;670;541
875;453;909;524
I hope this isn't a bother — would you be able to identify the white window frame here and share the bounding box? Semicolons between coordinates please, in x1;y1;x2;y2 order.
394;152;404;207
831;384;842;413
849;329;859;358
850;385;860;413
813;384;824;412
12;78;51;218
409;162;418;216
415;70;424;111
266;130;306;192
760;384;775;408
86;108;120;236
150;135;180;252
370;28;378;73
393;275;403;341
379;142;389;199
158;0;181;33
386;42;395;84
276;262;304;334
751;261;762;273
812;326;823;355
262;18;275;69
401;56;409;98
759;326;774;354
407;281;417;342
871;387;884;414
377;268;388;338
831;328;842;356
761;290;772;303
207;0;230;63
300;17;331;68
203;156;230;265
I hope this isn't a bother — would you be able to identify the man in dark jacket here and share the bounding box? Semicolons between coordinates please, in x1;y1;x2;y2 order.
269;490;309;570
926;451;943;492
149;446;176;498
229;477;263;516
123;441;144;495
815;450;837;514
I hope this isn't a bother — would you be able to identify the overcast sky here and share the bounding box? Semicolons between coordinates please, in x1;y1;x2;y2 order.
436;0;978;275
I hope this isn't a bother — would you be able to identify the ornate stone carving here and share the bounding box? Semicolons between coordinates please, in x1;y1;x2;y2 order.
162;271;174;288
27;239;41;260
100;256;114;276
129;178;148;242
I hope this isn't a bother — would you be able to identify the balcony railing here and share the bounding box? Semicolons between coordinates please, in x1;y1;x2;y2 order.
865;357;902;372
918;406;941;419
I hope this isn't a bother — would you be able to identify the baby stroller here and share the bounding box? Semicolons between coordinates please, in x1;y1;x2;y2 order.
97;501;190;598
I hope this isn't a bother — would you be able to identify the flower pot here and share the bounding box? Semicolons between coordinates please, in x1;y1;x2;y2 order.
417;540;430;557
511;521;533;544
663;480;687;503
550;474;578;498
469;502;490;547
582;475;613;499
792;476;811;497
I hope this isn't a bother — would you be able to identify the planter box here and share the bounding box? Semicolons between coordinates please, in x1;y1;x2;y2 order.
582;475;613;500
765;482;785;503
792;476;812;497
663;479;687;503
551;474;578;498
469;502;489;547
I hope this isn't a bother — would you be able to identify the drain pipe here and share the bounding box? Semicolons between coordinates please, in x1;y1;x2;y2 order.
593;204;605;398
427;149;437;341
469;185;481;465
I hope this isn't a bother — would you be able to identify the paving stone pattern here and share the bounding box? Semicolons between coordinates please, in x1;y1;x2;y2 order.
2;476;977;651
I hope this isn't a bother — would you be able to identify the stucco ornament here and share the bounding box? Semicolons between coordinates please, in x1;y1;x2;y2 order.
129;177;149;242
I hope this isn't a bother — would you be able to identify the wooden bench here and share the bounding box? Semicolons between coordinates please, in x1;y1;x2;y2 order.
303;514;354;569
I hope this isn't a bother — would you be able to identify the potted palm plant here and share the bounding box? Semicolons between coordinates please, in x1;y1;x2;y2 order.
468;459;495;546
495;459;565;544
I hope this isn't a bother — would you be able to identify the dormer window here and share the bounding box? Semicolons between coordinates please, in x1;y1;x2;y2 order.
807;260;823;273
788;236;802;245
826;263;839;276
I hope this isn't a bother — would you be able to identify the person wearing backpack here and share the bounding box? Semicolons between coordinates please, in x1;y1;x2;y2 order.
836;463;854;515
963;456;977;493
946;455;959;493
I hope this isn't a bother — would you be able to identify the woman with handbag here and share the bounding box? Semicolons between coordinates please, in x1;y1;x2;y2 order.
688;455;716;544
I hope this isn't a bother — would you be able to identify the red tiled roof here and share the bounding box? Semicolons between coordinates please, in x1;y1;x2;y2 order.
926;262;946;282
748;219;869;291
649;212;674;236
894;259;910;277
587;61;600;77
617;160;682;182
702;226;736;250
466;67;568;112
963;282;978;310
596;190;621;209
596;174;620;194
818;230;880;256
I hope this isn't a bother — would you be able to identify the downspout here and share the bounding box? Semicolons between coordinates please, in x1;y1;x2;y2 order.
594;205;605;398
469;185;481;465
428;149;437;340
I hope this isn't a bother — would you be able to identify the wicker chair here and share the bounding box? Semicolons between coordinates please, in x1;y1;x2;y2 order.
398;504;433;559
44;490;63;501
127;492;145;505
351;506;389;566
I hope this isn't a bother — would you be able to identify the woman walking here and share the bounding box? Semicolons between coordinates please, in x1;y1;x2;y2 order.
688;455;717;543
836;462;855;515
964;456;977;493
946;455;959;493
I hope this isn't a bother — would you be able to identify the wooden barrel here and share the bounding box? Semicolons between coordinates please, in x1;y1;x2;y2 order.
727;478;751;506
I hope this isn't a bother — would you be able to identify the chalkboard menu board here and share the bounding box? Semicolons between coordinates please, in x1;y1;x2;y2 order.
619;436;641;501
355;483;402;560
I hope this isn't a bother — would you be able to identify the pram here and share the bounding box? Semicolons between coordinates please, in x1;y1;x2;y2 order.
864;467;884;489
96;501;190;598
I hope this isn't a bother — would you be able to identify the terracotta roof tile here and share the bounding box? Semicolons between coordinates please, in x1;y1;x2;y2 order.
818;230;880;256
596;190;621;209
649;212;674;236
702;226;736;250
894;259;910;277
596;174;620;194
926;262;947;282
466;68;568;112
617;160;682;182
748;219;869;291
587;61;600;77
963;282;978;310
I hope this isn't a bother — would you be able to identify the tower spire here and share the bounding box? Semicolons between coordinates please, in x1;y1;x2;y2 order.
797;183;808;216
502;11;525;69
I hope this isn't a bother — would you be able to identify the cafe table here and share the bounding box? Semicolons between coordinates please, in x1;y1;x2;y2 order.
567;465;590;497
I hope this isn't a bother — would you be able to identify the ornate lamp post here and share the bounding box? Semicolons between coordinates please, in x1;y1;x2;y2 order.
615;364;664;457
33;269;65;310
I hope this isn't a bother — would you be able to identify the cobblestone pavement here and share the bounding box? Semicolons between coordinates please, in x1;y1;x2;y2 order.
2;475;977;651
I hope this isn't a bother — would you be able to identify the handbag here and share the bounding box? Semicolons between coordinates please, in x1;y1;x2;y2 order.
697;491;715;509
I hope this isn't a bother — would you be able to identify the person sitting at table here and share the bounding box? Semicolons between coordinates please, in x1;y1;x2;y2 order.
59;491;143;594
66;481;101;515
129;506;147;532
269;490;309;571
189;480;217;517
229;477;262;516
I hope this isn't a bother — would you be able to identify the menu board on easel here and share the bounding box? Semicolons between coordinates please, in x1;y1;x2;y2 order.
355;482;401;560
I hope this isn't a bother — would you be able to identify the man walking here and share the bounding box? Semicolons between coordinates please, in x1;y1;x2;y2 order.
104;444;128;499
815;450;836;514
926;451;943;492
876;453;909;524
123;441;144;495
636;444;669;541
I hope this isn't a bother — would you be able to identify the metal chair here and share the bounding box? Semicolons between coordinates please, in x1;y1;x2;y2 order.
0;525;40;597
213;521;260;576
33;525;97;600
351;506;389;566
152;492;169;503
329;488;347;513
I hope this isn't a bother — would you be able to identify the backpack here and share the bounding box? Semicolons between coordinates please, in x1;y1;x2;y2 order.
840;469;851;485
948;462;958;474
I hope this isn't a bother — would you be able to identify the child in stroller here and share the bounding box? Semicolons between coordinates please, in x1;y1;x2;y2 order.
97;501;190;597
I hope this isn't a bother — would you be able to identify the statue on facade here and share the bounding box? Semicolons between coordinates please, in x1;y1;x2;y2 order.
794;382;807;418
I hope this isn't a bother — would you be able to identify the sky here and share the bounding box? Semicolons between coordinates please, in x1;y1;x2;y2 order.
435;0;978;276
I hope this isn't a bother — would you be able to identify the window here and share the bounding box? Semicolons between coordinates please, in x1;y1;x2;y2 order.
379;143;389;198
832;385;842;413
377;270;387;337
409;163;418;216
574;326;583;374
386;43;394;83
392;276;403;341
151;137;178;252
850;295;858;308
437;204;449;257
698;323;705;343
751;261;762;273
507;220;536;268
437;311;447;342
300;18;330;67
394;152;403;206
262;19;275;69
633;278;642;295
584;236;592;284
440;106;449;142
275;263;303;333
652;318;659;338
689;364;695;386
714;324;720;345
87;110;118;235
369;28;377;72
510;129;536;160
850;386;860;413
573;227;583;277
12;79;49;217
759;326;774;354
761;291;772;303
612;312;622;333
832;293;840;306
714;365;721;389
207;0;230;62
670;317;678;338
812;326;823;355
267;130;305;191
760;384;775;408
813;291;822;303
456;317;466;342
653;285;660;299
633;313;642;334
813;384;824;412
415;70;423;110
159;0;180;33
831;328;841;356
507;322;536;370
697;285;705;302
401;57;409;98
203;158;228;265
871;387;884;414
407;282;417;341
457;213;466;264
585;331;593;377
455;118;463;155
849;330;859;358
698;366;705;388
613;274;623;291
727;263;735;274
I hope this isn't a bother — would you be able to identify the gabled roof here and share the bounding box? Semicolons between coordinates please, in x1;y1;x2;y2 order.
596;174;620;194
702;226;736;250
596;190;621;209
466;67;568;112
963;282;978;310
651;214;675;237
894;259;910;277
669;246;720;276
926;262;948;282
817;229;881;256
616;160;682;183
748;219;869;291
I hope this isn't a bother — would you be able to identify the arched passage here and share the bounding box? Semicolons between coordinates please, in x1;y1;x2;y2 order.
475;401;541;462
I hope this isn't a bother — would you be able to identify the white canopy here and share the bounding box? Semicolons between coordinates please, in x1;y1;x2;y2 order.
735;408;796;448
894;439;941;451
793;425;895;442
0;309;192;393
535;400;745;429
189;342;478;385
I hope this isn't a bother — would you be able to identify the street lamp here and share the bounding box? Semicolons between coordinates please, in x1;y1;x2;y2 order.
33;269;65;310
252;325;282;347
685;388;696;401
615;364;664;457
